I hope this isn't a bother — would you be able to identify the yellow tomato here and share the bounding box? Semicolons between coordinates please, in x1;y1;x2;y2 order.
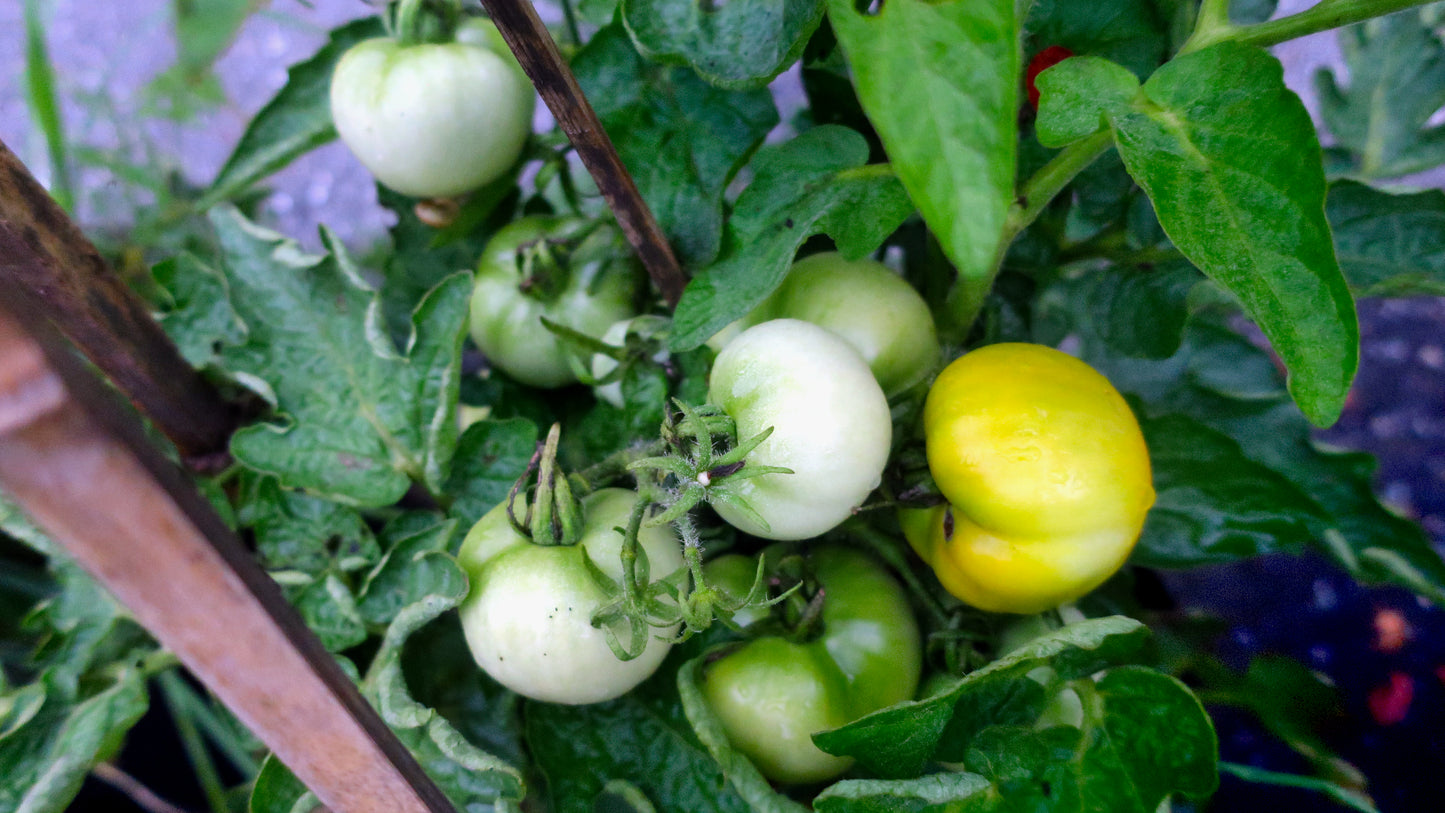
913;343;1154;613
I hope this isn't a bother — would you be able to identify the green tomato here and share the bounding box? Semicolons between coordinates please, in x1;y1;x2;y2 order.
470;217;641;388
590;315;670;408
329;20;534;198
713;253;940;397
457;488;684;705
707;319;891;540
701;547;922;784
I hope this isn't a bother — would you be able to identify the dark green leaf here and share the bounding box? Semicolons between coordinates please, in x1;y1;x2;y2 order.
357;515;463;627
1134;412;1327;567
1073;667;1218;806
534;648;796;813
621;0;825;89
445;418;540;530
1084;319;1445;603
1327;180;1445;296
826;0;1018;328
0;668;148;813
574;24;779;267
1034;263;1199;359
201;17;385;207
294;573;367;652
813;617;1149;778
377;184;507;340
1027;0;1170;80
1106;42;1358;426
365;590;524;809
152;253;246;370
670;125;914;350
249;755;312;813
1316;7;1445;179
210;206;472;506
237;475;379;575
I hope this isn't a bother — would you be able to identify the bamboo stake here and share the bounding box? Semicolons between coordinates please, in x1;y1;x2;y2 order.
480;0;688;305
0;286;456;813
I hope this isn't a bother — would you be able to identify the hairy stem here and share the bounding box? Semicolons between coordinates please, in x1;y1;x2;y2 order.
1185;0;1436;53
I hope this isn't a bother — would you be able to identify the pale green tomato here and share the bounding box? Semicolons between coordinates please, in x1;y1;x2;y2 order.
590;315;670;408
329;21;534;198
707;319;891;540
470;217;640;388
711;253;940;396
457;488;684;704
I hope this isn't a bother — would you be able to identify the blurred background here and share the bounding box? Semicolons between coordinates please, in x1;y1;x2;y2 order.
1;1;1442;811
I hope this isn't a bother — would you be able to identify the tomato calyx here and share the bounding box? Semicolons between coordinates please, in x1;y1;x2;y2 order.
390;0;463;46
630;400;794;531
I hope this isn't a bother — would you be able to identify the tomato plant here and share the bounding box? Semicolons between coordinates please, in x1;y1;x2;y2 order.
329;17;534;199
698;546;922;784
7;0;1445;812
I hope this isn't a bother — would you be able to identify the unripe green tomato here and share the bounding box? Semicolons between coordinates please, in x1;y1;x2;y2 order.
710;253;940;397
329;20;534;198
590;315;670;408
470;217;641;388
707;319;891;540
700;547;922;784
457;488;684;704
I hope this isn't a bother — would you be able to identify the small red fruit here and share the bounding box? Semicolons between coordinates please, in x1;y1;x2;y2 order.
1026;45;1075;109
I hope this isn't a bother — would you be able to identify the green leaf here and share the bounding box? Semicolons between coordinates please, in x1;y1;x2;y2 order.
1105;42;1358;426
0;667;148;813
357;515;463;627
530;650;764;813
294;573;368;652
813;617;1150;779
0;489;58;558
365;592;525;809
1034;263;1200;360
1327;180;1445;296
814;773;993;812
249;755;314;813
1316;7;1445;179
826;0;1019;332
377;184;506;340
152;253;247;370
1034;56;1140;148
1026;0;1171;80
670;125;914;350
237;475;380;575
574;24;779;267
209;206;472;506
1083;318;1445;603
1074;667;1218;806
445;418;540;530
1134;412;1328;567
200;17;385;208
620;0;825;89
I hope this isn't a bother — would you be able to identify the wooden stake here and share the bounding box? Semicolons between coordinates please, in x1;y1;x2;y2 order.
480;0;688;305
0;139;238;465
0;286;456;813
